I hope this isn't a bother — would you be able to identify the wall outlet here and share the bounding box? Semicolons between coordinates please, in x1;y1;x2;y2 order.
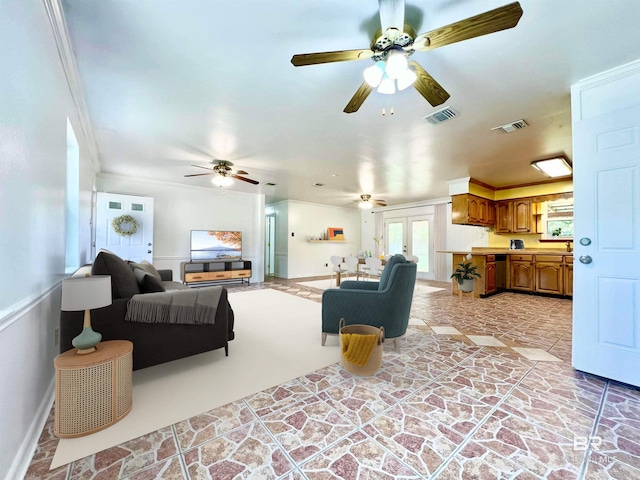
54;327;59;346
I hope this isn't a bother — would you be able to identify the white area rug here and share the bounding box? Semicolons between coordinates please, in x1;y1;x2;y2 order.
296;278;445;295
296;278;340;290
52;289;339;468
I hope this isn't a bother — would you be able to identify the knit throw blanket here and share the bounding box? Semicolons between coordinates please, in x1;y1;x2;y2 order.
341;333;379;366
125;286;222;325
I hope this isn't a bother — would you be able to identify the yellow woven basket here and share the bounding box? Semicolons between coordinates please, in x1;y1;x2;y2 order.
339;318;385;376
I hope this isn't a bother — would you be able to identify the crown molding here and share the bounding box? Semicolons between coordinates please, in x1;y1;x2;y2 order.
42;0;100;171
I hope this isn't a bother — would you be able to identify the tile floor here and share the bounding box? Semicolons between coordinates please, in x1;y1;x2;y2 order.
25;278;640;479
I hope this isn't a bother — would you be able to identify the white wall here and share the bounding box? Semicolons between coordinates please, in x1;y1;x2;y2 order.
268;200;362;279
0;1;96;477
98;175;265;283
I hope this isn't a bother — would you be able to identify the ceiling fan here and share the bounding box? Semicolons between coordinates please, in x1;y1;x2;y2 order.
357;194;387;208
184;160;259;186
291;0;523;113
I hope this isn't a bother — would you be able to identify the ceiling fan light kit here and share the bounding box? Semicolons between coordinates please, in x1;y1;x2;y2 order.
290;1;523;113
212;175;233;187
184;160;259;186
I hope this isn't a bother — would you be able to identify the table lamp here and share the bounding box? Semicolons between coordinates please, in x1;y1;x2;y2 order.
61;275;112;354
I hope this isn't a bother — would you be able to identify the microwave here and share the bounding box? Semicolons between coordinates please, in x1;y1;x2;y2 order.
510;239;525;250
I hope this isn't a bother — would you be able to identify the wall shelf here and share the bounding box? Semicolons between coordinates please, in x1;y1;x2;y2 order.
307;240;347;243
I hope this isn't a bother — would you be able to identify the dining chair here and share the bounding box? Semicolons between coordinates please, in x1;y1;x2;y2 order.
344;256;360;280
363;257;383;281
330;256;346;287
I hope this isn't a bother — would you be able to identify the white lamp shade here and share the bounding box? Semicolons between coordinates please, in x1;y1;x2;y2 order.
396;68;417;91
377;75;396;95
359;200;373;209
212;175;233;187
363;61;385;87
61;275;112;311
385;50;408;79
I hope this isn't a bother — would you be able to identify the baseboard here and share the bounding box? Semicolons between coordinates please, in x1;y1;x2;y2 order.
4;380;55;480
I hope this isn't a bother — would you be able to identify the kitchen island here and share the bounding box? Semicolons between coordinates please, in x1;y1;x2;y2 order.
441;248;573;298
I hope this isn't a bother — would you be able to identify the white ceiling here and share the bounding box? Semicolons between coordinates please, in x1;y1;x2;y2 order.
60;0;640;207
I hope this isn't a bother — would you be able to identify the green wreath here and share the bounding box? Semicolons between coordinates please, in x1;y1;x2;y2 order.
112;214;139;236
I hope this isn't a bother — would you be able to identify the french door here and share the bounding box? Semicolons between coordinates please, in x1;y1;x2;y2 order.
384;215;434;280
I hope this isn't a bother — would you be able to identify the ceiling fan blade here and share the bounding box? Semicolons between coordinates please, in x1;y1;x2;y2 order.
191;164;214;171
344;81;373;114
291;49;373;67
409;61;450;107
184;173;212;177
234;170;248;175
379;0;405;33
231;174;259;185
415;2;523;51
373;200;387;206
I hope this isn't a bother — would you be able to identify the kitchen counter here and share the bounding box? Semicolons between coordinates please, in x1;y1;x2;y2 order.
442;249;573;298
439;248;573;255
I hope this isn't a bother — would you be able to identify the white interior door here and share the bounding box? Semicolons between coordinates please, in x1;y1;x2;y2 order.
95;192;154;262
572;104;640;386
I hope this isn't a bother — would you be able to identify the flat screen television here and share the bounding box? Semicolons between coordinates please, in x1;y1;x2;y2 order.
190;230;242;261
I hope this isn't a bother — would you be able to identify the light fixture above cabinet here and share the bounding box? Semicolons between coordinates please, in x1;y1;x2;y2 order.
531;156;572;178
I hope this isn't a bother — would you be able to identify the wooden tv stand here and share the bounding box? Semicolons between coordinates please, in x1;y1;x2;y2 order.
181;259;252;286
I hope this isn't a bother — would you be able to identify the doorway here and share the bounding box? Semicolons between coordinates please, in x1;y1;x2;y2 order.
384;214;435;280
265;213;276;276
95;192;154;262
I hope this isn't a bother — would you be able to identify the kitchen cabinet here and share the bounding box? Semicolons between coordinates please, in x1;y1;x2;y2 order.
485;256;497;294
510;254;534;291
495;199;536;234
451;194;495;226
534;255;564;295
564;256;573;296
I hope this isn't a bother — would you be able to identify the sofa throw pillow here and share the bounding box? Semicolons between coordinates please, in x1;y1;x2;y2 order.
129;260;162;280
92;251;141;299
133;268;166;293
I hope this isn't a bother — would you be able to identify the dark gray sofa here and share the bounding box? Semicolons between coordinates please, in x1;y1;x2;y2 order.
60;251;234;370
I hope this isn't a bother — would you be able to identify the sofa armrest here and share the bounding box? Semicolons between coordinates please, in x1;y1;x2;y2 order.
158;269;173;281
340;280;379;290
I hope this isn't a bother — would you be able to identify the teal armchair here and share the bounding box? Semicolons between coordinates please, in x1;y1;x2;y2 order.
321;254;417;352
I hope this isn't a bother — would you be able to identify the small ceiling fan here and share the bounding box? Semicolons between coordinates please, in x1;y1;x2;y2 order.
184;160;259;186
357;194;387;208
291;0;523;113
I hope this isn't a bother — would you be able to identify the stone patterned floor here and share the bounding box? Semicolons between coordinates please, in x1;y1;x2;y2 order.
25;277;640;479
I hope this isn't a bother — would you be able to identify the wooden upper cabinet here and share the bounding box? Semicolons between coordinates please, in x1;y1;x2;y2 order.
512;199;532;233
495;199;535;234
495;201;512;233
468;196;480;223
451;194;495;226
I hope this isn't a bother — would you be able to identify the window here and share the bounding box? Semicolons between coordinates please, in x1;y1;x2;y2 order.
541;199;573;239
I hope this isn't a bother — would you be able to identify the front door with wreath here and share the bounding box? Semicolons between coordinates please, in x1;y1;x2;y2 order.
95;192;154;262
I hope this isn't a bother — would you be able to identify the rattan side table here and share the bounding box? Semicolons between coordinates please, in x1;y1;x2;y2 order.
54;340;133;438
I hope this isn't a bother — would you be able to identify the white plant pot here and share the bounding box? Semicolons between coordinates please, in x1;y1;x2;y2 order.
459;279;475;293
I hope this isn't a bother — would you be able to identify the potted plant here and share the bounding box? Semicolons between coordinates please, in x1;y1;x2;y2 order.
450;261;481;292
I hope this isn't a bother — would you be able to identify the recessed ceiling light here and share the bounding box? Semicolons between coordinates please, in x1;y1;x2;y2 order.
531;156;572;178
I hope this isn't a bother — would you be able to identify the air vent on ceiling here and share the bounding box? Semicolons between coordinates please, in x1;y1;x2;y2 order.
422;106;458;125
491;119;528;133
